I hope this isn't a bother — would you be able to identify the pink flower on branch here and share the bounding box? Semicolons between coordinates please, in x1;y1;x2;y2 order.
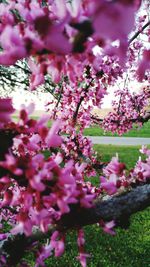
50;231;65;257
77;229;90;267
0;1;149;266
100;174;117;195
93;1;135;41
103;156;126;176
46;120;62;148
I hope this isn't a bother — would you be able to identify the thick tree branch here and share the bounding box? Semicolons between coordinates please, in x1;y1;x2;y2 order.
59;183;150;229
1;184;150;263
0;227;54;266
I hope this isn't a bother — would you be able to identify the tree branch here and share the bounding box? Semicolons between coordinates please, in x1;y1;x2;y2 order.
14;63;31;74
73;77;94;124
53;83;63;119
90;114;103;124
1;184;150;263
90;111;150;125
59;183;150;229
129;20;150;44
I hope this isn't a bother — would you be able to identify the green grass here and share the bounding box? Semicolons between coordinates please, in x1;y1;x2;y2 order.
24;145;150;267
43;209;150;267
83;121;150;137
24;207;150;267
93;144;148;169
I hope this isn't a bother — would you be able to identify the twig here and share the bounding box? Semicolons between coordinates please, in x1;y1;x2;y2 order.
73;78;94;124
129;20;150;44
90;111;150;125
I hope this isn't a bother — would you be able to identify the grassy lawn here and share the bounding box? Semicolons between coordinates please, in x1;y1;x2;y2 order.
24;145;150;267
93;144;148;169
83;121;150;137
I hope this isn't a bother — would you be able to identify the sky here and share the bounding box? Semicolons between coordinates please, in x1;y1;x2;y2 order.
11;89;53;111
10;80;147;112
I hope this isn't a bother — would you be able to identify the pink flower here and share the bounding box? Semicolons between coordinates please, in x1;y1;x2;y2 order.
103;157;125;176
0;190;13;207
139;162;150;179
50;231;65;257
47;55;65;83
0;154;23;176
0;98;14;126
56;199;70;214
0;26;27;65
28;59;45;90
99;220;116;235
66;0;81;18
27;134;41;151
35;244;52;267
45;24;72;54
93;1;135;63
11;212;33;236
0;233;8;241
77;253;90;267
29;172;46;192
80;193;95;208
50;0;67;19
103;220;116;235
77;229;85;247
34;13;72;55
93;1;135;42
46;120;62;148
0;3;15;25
140;145;150;156
100;174;117;195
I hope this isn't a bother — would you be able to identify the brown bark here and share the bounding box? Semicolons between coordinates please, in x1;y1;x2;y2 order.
59;183;150;229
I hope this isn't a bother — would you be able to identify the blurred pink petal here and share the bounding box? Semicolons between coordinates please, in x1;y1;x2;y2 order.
0;98;14;125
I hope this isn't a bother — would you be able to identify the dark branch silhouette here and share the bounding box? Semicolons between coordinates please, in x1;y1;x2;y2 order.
90;111;150;126
129;20;150;44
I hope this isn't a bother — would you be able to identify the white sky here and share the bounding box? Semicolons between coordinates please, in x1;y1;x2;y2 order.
10;80;146;111
11;89;53;111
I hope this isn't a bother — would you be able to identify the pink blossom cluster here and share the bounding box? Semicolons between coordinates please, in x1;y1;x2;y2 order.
0;105;150;266
46;59;123;140
103;86;150;134
0;0;144;89
100;147;150;198
0;104;97;266
0;1;150;266
0;108;97;226
132;145;150;182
